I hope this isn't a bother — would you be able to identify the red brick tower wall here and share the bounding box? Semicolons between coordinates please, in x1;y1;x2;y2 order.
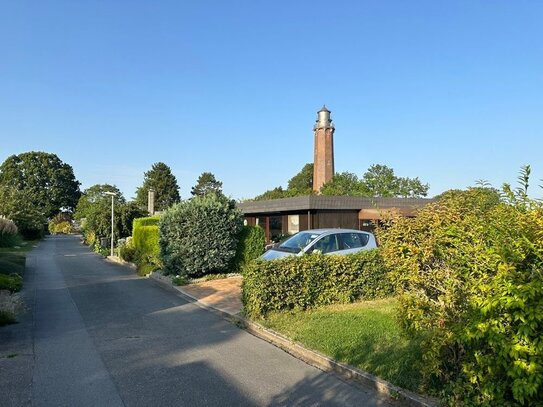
313;106;335;192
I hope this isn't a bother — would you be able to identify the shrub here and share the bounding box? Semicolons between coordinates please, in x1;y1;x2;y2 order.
242;250;393;318
0;217;19;247
132;216;160;266
231;225;266;272
118;238;137;263
0;273;23;293
48;220;72;235
378;185;543;405
159;194;243;277
48;212;73;235
0;291;23;326
136;262;156;277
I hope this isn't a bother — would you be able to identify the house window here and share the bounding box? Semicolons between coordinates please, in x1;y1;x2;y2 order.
270;215;283;242
287;215;300;234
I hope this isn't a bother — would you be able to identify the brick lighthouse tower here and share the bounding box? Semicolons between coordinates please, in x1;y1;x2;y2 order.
313;105;335;192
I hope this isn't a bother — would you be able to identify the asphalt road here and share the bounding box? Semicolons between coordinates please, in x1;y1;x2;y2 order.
1;235;394;407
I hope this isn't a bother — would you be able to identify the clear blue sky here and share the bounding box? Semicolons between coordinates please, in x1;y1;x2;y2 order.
1;1;542;200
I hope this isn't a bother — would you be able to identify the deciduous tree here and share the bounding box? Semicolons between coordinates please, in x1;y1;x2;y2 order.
287;163;313;195
0;151;81;218
320;172;364;196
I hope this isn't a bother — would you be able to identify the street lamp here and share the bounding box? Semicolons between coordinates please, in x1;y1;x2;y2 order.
104;192;116;257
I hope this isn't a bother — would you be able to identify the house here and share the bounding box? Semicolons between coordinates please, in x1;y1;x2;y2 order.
237;106;432;243
237;195;431;243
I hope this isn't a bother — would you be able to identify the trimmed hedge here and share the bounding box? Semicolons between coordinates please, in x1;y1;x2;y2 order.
133;215;160;228
132;216;160;266
231;225;266;272
242;249;393;318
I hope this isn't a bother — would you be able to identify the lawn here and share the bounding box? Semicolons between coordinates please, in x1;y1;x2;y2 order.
256;298;424;392
0;240;40;275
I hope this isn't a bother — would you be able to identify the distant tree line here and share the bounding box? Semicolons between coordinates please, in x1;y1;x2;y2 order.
253;163;429;200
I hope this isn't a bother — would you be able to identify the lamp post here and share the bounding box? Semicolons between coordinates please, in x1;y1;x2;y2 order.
104;192;116;257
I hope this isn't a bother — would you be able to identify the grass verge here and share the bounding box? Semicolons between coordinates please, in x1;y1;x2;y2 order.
256;298;424;392
0;240;39;276
0;239;39;325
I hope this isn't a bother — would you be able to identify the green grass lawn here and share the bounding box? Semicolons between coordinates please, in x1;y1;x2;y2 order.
256;298;424;392
0;240;40;275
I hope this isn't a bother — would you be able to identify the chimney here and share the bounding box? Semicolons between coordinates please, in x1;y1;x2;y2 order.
148;188;155;215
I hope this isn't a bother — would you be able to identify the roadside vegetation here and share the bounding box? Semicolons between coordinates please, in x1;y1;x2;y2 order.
0;219;39;325
117;172;266;279
244;166;543;406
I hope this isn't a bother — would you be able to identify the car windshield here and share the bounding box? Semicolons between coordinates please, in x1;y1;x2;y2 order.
278;232;321;253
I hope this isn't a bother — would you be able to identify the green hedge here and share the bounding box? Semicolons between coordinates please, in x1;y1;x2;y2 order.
242;249;393;318
133;215;160;228
231;225;265;272
132;216;160;266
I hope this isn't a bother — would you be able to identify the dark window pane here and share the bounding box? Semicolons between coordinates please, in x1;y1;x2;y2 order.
341;233;362;249
312;234;340;254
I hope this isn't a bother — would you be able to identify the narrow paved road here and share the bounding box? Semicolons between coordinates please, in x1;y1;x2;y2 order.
1;235;393;407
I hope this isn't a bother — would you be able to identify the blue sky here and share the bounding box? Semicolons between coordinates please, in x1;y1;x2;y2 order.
1;1;542;200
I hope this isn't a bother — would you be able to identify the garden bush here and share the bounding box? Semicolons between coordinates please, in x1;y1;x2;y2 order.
231;225;265;272
242;249;393;318
159;194;243;277
48;212;73;235
0;273;23;293
0;217;19;247
378;183;543;405
48;220;72;235
118;237;137;263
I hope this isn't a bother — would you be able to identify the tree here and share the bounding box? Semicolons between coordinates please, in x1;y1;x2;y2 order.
360;164;429;198
191;172;223;197
320;172;364;196
135;162;180;212
254;186;287;201
0;184;46;238
253;162;429;200
287;163;313;195
254;163;314;201
74;184;135;245
0;151;81;218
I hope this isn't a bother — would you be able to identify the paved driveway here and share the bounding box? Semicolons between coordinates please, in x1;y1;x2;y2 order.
0;235;394;407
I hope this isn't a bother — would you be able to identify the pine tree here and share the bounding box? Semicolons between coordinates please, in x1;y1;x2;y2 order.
191;172;223;197
135;162;181;211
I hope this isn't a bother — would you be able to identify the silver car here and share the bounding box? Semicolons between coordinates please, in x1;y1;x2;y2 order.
260;228;378;261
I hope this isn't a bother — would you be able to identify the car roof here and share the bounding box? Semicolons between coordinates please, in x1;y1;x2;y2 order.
300;228;371;235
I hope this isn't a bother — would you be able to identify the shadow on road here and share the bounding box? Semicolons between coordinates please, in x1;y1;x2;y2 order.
1;235;393;407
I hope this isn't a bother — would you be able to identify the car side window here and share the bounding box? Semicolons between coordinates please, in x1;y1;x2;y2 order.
357;233;370;247
311;234;340;254
341;233;370;249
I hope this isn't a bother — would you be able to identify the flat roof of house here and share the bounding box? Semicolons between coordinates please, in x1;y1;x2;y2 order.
237;195;433;214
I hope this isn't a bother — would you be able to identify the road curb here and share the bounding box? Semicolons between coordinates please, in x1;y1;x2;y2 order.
146;272;439;407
